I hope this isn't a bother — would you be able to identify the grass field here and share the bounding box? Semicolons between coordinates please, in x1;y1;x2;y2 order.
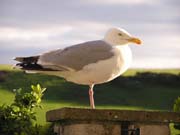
0;64;180;134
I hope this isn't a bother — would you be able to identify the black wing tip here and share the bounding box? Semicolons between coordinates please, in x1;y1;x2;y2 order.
15;63;43;71
13;55;41;70
15;62;59;71
14;55;59;71
13;55;40;63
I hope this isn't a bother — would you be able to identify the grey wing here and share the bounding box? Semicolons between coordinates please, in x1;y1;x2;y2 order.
38;40;114;71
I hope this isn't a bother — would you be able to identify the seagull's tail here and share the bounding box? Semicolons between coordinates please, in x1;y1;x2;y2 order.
13;55;42;72
13;55;59;72
14;55;40;63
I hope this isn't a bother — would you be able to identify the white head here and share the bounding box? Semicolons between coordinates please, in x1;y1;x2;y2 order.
104;28;141;46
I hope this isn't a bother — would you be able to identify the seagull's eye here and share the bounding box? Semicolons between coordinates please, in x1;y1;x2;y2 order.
118;33;122;36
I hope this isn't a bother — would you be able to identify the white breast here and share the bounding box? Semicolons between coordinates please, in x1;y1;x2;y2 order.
64;45;132;85
116;45;132;75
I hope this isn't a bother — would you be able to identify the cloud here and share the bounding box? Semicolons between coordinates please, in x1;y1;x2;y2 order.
0;0;179;27
81;0;160;5
0;26;72;41
0;0;180;68
132;57;180;69
0;21;112;50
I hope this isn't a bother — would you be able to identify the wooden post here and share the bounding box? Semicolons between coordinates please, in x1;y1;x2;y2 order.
46;108;180;135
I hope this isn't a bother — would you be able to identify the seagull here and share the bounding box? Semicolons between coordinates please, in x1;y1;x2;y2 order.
14;28;141;109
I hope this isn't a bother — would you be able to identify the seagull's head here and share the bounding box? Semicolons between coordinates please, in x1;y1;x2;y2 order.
104;28;141;46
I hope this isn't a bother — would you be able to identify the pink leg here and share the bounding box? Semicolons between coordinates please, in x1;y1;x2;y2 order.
89;84;95;109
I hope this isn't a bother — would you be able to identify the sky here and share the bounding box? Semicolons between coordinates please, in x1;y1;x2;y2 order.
0;0;180;68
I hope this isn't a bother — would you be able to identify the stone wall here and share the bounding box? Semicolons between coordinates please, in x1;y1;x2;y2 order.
46;108;180;135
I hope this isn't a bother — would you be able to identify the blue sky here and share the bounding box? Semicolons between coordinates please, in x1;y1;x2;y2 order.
0;0;180;68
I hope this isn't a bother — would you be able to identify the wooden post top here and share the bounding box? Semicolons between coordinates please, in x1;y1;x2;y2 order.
46;107;180;123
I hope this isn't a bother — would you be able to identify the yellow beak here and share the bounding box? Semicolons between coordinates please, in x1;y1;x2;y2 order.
128;37;142;45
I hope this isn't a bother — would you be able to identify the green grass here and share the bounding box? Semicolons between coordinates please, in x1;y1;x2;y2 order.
0;65;180;134
123;68;180;77
0;64;15;71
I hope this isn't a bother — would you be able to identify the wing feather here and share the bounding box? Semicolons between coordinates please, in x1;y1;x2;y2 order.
38;40;114;71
